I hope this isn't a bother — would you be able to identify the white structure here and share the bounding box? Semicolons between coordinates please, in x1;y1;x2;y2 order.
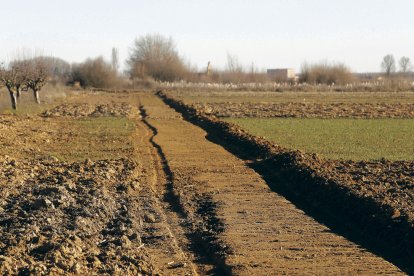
267;68;296;81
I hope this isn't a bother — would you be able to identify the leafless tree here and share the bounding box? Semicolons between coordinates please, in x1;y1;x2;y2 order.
25;58;49;104
5;60;29;99
399;56;412;73
126;34;188;81
220;53;247;83
225;53;244;73
37;56;71;83
0;62;27;110
381;54;396;76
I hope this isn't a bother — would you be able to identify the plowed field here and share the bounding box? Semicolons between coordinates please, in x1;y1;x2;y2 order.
0;90;411;275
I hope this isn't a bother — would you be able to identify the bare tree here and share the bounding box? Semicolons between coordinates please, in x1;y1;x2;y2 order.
5;61;28;99
25;58;49;104
381;54;396;76
225;53;243;73
399;56;412;73
0;62;27;110
126;34;188;81
38;56;71;83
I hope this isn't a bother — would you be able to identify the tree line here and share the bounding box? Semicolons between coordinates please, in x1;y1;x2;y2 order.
2;34;413;110
381;55;412;76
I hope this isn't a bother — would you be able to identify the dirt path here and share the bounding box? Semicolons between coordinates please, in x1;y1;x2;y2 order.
139;93;404;275
133;109;200;275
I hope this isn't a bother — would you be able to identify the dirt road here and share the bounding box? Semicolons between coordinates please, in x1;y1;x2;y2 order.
139;93;404;275
0;91;406;274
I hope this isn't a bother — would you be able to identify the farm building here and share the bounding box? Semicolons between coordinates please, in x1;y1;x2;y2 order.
267;68;296;81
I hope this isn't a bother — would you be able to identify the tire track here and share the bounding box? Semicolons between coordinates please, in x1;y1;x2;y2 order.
138;104;232;275
134;107;199;275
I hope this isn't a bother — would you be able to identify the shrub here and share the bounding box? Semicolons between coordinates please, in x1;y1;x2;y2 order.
300;62;354;85
70;57;119;88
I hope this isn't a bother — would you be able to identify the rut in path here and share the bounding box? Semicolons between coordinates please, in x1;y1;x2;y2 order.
133;107;202;275
138;93;404;275
138;104;232;275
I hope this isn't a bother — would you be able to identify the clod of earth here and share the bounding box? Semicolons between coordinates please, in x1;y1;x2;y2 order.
0;156;158;275
193;102;414;119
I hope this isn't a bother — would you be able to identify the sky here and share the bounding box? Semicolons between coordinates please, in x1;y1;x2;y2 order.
0;0;413;73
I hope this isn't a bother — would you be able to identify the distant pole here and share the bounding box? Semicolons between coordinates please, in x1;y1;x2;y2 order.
207;61;211;75
111;47;119;72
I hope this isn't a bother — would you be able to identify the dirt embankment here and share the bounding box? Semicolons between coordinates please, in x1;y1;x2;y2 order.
42;103;136;118
158;90;414;265
194;102;414;118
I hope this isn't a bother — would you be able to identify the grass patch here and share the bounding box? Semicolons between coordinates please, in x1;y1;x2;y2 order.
225;118;414;161
47;117;135;162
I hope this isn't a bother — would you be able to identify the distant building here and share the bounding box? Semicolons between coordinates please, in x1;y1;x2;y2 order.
267;68;296;81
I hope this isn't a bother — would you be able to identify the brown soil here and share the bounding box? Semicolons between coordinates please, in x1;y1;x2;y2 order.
194;102;414;118
0;90;411;275
0;97;199;275
0;157;157;275
42;103;136;118
143;92;405;274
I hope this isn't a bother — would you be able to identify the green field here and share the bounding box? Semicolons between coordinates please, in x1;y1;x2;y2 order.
225;118;414;161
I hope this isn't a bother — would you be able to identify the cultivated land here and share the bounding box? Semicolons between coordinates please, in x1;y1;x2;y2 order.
172;90;414;161
224;118;414;160
171;90;414;104
0;89;412;275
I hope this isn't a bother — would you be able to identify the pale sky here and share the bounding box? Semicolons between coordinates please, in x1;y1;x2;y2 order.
0;0;413;73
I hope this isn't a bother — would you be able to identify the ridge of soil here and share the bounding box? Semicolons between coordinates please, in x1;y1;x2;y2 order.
157;90;414;273
193;102;414;119
42;103;135;118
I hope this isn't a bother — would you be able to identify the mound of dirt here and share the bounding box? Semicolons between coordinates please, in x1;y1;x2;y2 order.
0;156;156;275
323;159;414;223
42;103;135;118
194;102;414;118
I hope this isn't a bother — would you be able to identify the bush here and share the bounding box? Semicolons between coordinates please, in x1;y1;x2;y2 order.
70;57;120;88
300;62;354;85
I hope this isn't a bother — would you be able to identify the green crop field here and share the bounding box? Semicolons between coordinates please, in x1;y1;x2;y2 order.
225;118;414;161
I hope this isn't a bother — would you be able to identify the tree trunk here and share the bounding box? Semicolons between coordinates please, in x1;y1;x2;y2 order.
9;91;17;110
16;88;21;99
33;90;40;104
